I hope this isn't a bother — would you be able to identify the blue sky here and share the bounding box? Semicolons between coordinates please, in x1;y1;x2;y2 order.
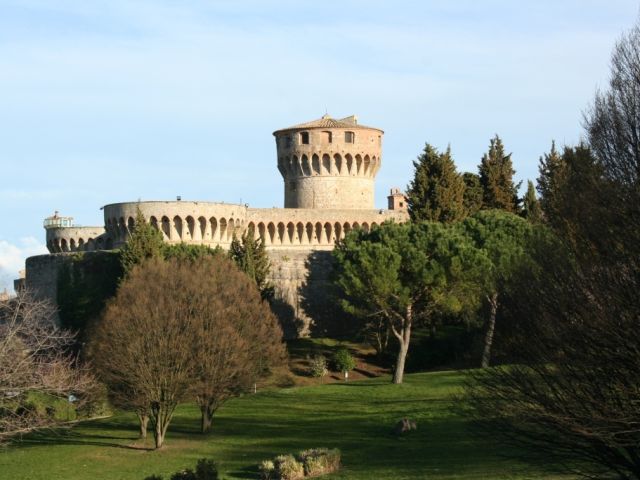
0;0;637;290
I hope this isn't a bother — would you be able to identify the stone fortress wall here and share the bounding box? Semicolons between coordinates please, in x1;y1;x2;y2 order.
26;114;409;336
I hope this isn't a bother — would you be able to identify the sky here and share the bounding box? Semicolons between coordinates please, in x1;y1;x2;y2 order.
0;0;638;290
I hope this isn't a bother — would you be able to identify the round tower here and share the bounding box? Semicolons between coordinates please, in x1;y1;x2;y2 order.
273;114;383;209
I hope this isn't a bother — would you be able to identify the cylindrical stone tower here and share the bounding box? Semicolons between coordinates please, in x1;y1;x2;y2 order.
273;114;383;209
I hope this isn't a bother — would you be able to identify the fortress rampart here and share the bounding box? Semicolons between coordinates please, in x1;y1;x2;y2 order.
26;114;408;336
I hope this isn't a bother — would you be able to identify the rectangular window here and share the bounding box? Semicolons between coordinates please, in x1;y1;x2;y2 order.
285;136;292;148
345;131;355;143
300;132;309;144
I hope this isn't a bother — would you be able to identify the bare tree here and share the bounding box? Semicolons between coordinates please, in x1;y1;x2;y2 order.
185;256;286;433
0;292;96;443
90;256;286;447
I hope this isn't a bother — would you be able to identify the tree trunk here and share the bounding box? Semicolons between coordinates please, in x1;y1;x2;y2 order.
392;304;413;385
153;419;165;449
151;404;174;449
136;412;149;439
200;404;214;434
481;292;499;368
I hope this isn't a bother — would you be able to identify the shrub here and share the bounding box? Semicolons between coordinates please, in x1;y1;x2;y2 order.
274;454;304;480
194;459;218;480
144;458;217;480
170;470;196;480
309;355;328;380
332;349;356;375
260;449;340;479
259;460;275;480
298;448;341;476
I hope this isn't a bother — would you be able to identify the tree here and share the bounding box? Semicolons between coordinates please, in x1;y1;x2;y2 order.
465;19;640;478
333;222;489;384
537;140;564;217
189;255;285;433
0;292;96;443
90;257;285;446
229;229;273;300
119;208;164;275
585;20;640;187
478;135;520;213
406;143;466;223
462;172;484;216
332;348;356;381
460;210;533;367
520;180;542;223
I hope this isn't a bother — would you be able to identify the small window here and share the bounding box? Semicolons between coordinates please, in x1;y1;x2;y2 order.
345;131;355;143
285;136;292;148
323;131;332;143
300;132;309;144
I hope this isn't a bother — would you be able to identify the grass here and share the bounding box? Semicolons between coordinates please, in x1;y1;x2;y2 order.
0;371;572;480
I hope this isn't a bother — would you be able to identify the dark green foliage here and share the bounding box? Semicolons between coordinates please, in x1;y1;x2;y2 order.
229;230;273;299
333;222;490;383
521;180;542;223
162;243;221;262
407;143;466;223
478;135;520;213
536;141;564;218
462;172;483;216
120;209;164;275
152;460;218;480
460;210;534;367
332;348;356;374
56;251;123;335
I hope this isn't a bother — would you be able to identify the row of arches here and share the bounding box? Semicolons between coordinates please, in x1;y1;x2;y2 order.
106;215;379;247
47;236;110;253
106;215;245;244
247;220;378;246
278;153;379;178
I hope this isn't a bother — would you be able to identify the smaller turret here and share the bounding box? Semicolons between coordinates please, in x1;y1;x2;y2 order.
387;188;407;211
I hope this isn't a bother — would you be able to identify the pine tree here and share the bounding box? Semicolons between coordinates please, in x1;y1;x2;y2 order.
229;229;273;299
119;208;164;275
478;135;520;213
406;143;466;223
462;172;483;216
521;180;542;223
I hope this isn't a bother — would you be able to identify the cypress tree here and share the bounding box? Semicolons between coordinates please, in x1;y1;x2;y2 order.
462;172;484;216
521;180;542;223
537;141;565;217
120;208;165;275
407;143;466;223
478;135;520;213
229;229;273;300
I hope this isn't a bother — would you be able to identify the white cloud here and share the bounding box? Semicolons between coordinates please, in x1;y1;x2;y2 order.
0;237;48;293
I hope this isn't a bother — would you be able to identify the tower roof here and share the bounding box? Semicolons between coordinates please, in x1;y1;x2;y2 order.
273;114;383;135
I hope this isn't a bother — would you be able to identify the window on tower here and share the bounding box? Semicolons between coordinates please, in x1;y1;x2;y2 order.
300;132;309;144
345;131;355;143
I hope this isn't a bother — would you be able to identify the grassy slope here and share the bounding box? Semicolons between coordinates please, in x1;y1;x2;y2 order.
0;371;571;480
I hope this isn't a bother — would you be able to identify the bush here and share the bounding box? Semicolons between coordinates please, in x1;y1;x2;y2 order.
332;348;356;375
274;454;304;480
259;448;340;479
144;458;218;480
298;448;341;477
308;355;328;379
259;460;275;480
194;459;218;480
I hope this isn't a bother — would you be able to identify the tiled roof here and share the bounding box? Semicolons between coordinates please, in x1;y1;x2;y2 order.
273;114;382;134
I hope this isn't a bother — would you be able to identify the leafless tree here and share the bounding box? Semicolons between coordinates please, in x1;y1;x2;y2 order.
90;256;286;447
0;291;96;443
185;256;286;433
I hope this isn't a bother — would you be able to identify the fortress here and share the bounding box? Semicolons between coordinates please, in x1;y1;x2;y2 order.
25;114;409;336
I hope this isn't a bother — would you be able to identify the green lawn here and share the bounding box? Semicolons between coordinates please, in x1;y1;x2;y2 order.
0;371;571;480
